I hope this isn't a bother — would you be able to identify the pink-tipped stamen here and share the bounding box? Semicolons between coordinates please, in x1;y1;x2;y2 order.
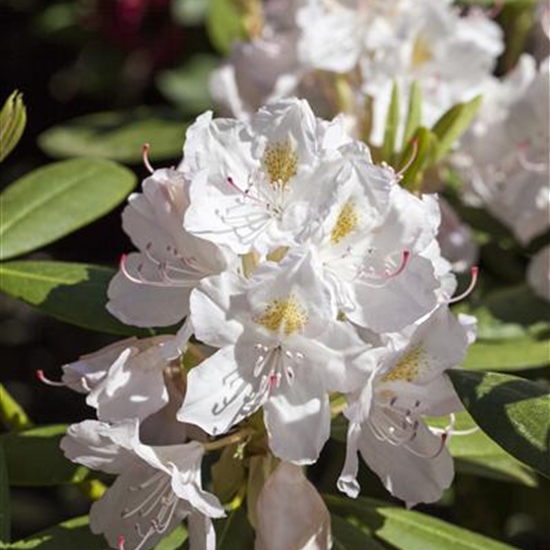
118;535;126;550
385;250;410;279
407;432;448;459
142;143;154;174
119;254;143;285
36;370;65;387
448;266;479;304
517;141;548;173
397;138;419;177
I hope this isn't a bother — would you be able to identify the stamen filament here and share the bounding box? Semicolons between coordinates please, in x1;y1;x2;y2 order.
448;266;479;303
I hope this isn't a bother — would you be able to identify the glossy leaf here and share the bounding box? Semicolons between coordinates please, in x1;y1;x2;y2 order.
331;515;387;550
0;261;149;336
0;443;9;543
448;370;550;478
0;158;136;260
0;91;26;162
207;0;247;54
157;55;218;114
1;425;88;486
325;495;519;550
38;108;187;164
431;95;482;162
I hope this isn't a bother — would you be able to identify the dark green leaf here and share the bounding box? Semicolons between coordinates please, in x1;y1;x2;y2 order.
0;91;26;162
1;425;88;486
398;127;437;191
381;82;400;162
38;108;188;164
331;515;387;550
157;56;219;114
402;81;422;148
448;370;550;477
325;495;519;550
207;0;247;54
0;261;149;336
216;507;254;550
0;443;10;543
0;158;136;260
431;96;482;162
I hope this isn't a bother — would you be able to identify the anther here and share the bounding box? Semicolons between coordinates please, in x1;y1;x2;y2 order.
384;250;410;279
517;141;548;173
397;138;419;177
448;266;479;303
36;369;65;387
142;143;155;174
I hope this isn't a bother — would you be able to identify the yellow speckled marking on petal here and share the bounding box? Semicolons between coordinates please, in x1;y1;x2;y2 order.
412;35;432;68
330;201;359;245
255;295;308;335
382;346;425;383
262;140;298;188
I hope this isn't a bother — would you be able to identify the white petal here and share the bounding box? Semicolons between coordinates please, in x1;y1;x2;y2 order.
337;422;361;499
188;512;217;550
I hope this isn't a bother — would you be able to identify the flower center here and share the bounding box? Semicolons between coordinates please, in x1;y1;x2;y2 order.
330;201;359;245
411;34;432;68
262;140;299;188
255;295;308;335
381;346;424;383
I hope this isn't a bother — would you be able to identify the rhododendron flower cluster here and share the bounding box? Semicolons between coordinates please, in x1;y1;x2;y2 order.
57;98;477;550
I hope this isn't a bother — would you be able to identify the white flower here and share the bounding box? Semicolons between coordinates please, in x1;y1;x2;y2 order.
255;462;332;550
179;250;371;464
107;168;232;328
181;99;350;256
527;246;550;302
337;306;476;507
457;56;550;245
61;419;224;550
61;322;191;423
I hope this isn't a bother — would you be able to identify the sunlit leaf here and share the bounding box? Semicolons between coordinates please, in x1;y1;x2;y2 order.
449;370;550;478
38;108;188;164
331;515;387;550
0;384;33;432
207;0;247;54
0;158;135;261
0;261;149;336
0;90;26;162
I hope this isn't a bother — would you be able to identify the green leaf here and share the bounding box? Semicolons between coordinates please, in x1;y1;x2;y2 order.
0;384;33;431
157;55;219;114
431;95;482;162
0;261;149;336
0;443;10;543
207;0;247;54
381;82;400;162
448;370;550;478
38;108;188;164
1;425;88;486
0;91;26;162
216;507;254;549
0;158;136;261
402;81;422;148
171;0;210;25
399;127;436;190
332;515;387;550
427;412;537;486
325;495;519;550
152;526;188;550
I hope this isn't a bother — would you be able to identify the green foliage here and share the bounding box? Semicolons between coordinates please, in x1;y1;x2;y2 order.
449;370;550;478
331;515;387;550
402;81;422;148
0;261;148;335
0;158;136;261
0;91;26;163
1;425;88;486
326;495;519;550
171;0;211;25
0;384;33;432
38;109;188;164
216;507;254;549
207;0;247;54
157;55;219;114
0;443;10;543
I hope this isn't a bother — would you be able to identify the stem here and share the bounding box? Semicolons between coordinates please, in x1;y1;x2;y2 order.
202;428;255;452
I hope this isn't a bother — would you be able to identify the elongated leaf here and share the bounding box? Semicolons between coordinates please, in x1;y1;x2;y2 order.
216;507;254;550
207;0;247;54
395;126;437;191
157;55;218;114
0;158;136;261
0;384;33;431
325;495;519;550
427;412;536;486
448;370;550;477
0;91;26;162
0;443;9;543
1;425;88;486
331;515;387;550
381;82;400;162
402;81;422;148
38;108;187;164
0;261;148;336
431;95;482;162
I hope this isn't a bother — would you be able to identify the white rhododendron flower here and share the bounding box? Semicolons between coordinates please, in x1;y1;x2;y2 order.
527;246;550;302
457;56;550;245
107;168;233;328
337;306;476;507
179;249;371;464
255;462;332;550
61;419;224;550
